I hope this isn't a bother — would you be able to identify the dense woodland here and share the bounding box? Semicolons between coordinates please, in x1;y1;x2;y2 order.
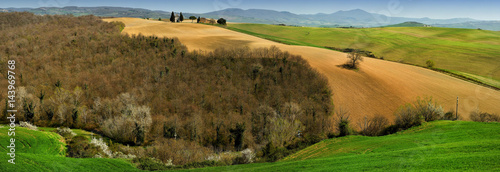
0;12;333;166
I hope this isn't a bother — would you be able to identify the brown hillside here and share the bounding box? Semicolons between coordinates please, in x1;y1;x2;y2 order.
104;18;500;122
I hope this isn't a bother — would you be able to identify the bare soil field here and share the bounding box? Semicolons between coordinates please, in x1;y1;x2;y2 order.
104;18;500;122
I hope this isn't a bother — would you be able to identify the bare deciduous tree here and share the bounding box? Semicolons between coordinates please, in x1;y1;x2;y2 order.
346;51;363;69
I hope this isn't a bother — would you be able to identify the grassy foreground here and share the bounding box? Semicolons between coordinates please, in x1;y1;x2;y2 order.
181;121;500;171
1;121;499;171
227;24;500;88
0;126;139;172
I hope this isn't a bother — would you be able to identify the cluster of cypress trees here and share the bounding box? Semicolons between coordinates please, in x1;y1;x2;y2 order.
170;11;184;22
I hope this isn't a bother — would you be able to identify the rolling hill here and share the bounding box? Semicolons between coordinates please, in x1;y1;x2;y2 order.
435;21;500;31
384;21;429;27
227;23;500;86
183;121;500;171
104;18;500;123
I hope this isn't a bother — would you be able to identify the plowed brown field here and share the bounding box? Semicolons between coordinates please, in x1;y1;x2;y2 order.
104;18;500;122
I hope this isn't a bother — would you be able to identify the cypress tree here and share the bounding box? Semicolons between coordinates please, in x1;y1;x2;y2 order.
170;11;175;22
197;16;201;23
179;12;184;22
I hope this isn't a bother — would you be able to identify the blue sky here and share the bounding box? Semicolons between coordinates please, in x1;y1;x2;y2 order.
1;0;499;20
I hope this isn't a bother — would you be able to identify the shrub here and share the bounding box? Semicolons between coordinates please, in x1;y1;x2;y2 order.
470;110;500;122
394;97;442;130
133;157;172;171
394;104;423;130
336;108;354;137
19;121;38;131
67;136;100;158
414;97;444;122
426;60;435;68
112;151;137;159
151;138;212;166
90;137;113;157
358;115;389;136
205;151;238;166
233;148;255;164
55;127;77;139
443;111;455;120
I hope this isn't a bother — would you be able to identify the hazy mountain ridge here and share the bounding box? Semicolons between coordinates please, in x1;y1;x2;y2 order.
1;6;499;30
1;6;196;19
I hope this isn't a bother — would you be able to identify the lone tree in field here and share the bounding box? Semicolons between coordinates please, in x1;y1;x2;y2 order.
158;17;161;21
346;50;363;69
189;16;196;23
179;12;184;22
170;11;175;22
197;16;201;23
217;18;227;25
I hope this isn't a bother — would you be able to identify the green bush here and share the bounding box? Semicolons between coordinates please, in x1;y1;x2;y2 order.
55;127;77;140
443;111;455;120
336;108;354;137
426;60;435;68
67;136;100;158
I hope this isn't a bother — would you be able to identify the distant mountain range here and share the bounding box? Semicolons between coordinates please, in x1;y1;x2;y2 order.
0;6;196;20
1;6;499;30
204;8;479;27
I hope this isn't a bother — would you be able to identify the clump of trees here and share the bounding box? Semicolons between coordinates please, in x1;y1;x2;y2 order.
217;18;227;25
0;12;333;166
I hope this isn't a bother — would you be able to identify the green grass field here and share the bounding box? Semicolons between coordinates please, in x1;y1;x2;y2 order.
181;121;500;171
0;126;139;172
1;121;499;171
227;24;500;88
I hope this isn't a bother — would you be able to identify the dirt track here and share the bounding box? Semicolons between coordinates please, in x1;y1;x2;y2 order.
104;18;500;122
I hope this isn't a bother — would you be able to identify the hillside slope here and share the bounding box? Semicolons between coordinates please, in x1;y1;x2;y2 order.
0;126;139;172
228;24;500;82
184;121;500;171
104;18;500;122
